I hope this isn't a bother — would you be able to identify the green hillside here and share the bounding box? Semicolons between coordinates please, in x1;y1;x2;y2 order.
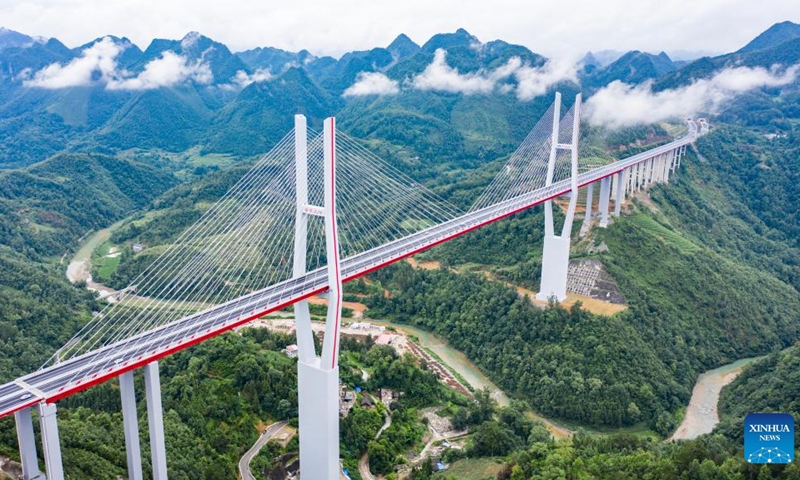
0;153;177;258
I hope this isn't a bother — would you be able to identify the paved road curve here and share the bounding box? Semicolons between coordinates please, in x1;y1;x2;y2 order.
358;397;392;480
238;420;289;480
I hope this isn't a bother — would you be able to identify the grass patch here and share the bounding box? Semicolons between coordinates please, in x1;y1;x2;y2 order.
91;240;122;282
433;457;505;479
628;213;700;253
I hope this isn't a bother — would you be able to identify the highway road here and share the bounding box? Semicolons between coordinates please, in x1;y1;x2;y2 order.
239;421;289;480
0;134;696;419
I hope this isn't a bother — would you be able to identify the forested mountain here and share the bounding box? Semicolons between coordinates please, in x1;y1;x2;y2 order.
737;20;800;53
0;153;176;258
581;50;677;90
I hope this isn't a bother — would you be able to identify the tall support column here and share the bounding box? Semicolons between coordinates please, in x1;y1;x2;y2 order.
537;93;581;302
144;362;168;480
671;149;677;172
36;403;63;480
625;167;633;196
654;155;661;183
636;163;643;191
583;182;594;226
15;407;43;480
120;372;143;480
297;117;341;480
614;171;623;216
598;177;611;227
292;114;316;364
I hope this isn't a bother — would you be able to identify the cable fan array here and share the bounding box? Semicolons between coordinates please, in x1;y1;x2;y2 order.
46;123;462;375
469;100;579;212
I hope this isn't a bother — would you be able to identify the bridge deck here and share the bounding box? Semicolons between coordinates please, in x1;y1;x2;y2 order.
0;135;695;418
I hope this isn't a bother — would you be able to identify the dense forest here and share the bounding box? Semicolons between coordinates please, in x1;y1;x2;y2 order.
0;153;177;259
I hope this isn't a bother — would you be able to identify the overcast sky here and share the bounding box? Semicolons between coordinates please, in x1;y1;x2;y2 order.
2;0;799;58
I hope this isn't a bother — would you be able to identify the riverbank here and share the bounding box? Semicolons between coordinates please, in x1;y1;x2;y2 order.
66;220;126;300
670;356;762;441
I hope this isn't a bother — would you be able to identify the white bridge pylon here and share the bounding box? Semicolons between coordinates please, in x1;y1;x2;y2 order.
293;115;343;480
536;92;582;302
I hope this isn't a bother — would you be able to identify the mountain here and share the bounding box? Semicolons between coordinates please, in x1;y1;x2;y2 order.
203;67;338;156
737;20;800;53
0;27;43;51
387;33;420;59
75;35;144;69
135;32;250;85
654;34;800;92
309;47;394;95
585;49;626;67
582;50;676;89
0;153;177;258
0;23;798;173
0;37;73;81
236;46;317;74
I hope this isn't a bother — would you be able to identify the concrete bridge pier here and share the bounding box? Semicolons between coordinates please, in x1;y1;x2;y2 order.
598;177;611;227
13;401;64;480
537;93;582;302
583;182;594;227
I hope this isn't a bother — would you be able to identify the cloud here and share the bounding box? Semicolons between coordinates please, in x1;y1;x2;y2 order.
585;64;800;128
232;68;272;87
514;57;579;101
24;37;123;88
408;48;577;98
343;72;400;96
107;51;212;90
411;49;498;94
24;37;213;90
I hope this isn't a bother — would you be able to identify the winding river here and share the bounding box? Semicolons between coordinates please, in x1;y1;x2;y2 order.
670;356;762;440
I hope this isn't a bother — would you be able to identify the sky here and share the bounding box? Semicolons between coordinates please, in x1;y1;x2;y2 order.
1;0;799;58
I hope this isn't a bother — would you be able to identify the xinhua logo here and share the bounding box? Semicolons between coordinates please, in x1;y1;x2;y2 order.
744;413;794;464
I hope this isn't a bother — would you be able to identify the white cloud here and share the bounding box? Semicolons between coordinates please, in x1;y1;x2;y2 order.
24;38;213;91
343;72;400;96
107;51;212;90
514;57;579;101
585;64;800;128
407;48;576;99
411;49;497;94
231;68;273;88
24;36;123;88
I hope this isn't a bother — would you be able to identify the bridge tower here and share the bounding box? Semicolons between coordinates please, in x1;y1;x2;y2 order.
293;115;343;480
536;93;582;302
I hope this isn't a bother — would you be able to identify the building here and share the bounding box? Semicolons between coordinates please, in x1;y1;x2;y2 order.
379;388;399;407
132;243;145;253
360;395;375;409
283;344;299;358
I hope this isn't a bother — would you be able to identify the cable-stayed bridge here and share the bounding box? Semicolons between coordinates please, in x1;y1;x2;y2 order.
1;93;707;480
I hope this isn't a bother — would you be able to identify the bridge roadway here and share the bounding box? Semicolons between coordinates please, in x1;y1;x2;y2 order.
0;134;696;419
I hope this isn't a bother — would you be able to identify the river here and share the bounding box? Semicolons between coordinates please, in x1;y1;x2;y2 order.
66;220;125;289
670;356;762;440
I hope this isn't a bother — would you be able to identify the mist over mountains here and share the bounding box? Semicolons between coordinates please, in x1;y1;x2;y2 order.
0;22;799;168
